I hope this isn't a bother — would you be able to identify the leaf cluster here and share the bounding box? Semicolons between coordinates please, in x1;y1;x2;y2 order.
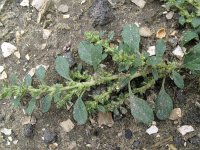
0;24;199;125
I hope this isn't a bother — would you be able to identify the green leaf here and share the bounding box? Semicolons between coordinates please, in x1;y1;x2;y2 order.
108;31;115;41
12;97;21;108
152;68;159;80
41;95;52;113
181;30;198;45
146;56;162;66
10;74;17;85
26;98;36;115
73;96;88;125
179;16;186;25
155;79;173;120
191;17;200;28
122;24;140;53
155;39;166;57
97;105;106;112
35;66;46;82
53;92;60;103
55;56;71;80
78;41;105;70
129;94;154;125
184;43;200;70
172;71;184;89
24;74;32;86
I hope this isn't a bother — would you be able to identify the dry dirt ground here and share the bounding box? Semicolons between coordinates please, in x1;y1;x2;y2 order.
0;0;200;149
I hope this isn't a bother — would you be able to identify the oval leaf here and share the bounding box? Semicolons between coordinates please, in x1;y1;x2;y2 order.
184;43;200;70
41;95;52;113
73;97;88;125
155;81;173;120
35;66;46;82
78;41;104;70
122;24;140;53
26;98;36;115
172;71;184;89
55;56;71;80
155;39;166;57
181;30;198;46
129;95;154;125
24;74;32;86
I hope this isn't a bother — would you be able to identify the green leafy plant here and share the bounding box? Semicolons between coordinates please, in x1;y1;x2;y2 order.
0;24;198;125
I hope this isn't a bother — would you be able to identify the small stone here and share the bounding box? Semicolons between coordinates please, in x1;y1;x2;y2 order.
0;66;4;73
81;0;86;5
173;45;184;58
14;51;21;59
41;43;47;50
178;125;194;136
20;0;29;7
0;71;7;80
36;64;49;70
168;37;178;47
139;27;152;37
23;124;34;138
31;0;46;10
13;140;18;145
58;4;69;13
173;136;185;148
131;0;146;8
60;119;75;132
63;14;70;19
166;11;174;20
21;116;36;125
43;130;57;144
64;52;75;68
125;129;133;139
1;42;17;58
43;29;52;40
156;28;166;39
6;141;11;146
176;90;185;104
49;143;58;149
146;125;158;135
169;108;182;120
86;143;92;147
188;135;200;146
8;136;12;141
132;140;140;149
25;54;30;61
28;68;36;77
147;46;156;56
119;106;127;115
97;112;114;127
0;128;12;136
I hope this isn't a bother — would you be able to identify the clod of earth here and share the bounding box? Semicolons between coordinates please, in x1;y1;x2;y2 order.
23;124;34;138
88;0;115;27
43;130;58;144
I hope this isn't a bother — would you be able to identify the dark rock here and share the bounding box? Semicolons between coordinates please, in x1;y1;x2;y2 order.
115;146;120;150
173;136;185;148
168;37;178;47
88;0;115;27
125;129;133;140
176;90;185;104
188;135;200;146
64;51;75;68
43;130;57;144
23;124;34;138
132;140;140;149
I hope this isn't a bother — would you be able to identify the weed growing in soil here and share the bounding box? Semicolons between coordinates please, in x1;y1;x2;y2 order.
0;24;199;125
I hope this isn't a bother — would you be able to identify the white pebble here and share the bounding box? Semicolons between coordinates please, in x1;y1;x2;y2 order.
1;42;17;58
146;125;158;135
0;65;4;73
131;0;146;8
0;71;7;80
147;46;156;56
178;125;194;136
1;128;12;136
173;45;184;58
20;0;29;7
